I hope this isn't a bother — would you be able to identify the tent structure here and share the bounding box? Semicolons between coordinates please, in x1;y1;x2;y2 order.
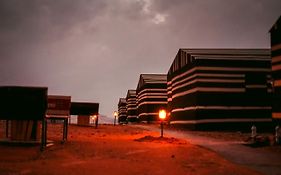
136;74;167;123
270;16;281;124
126;90;138;123
167;49;272;130
118;98;127;124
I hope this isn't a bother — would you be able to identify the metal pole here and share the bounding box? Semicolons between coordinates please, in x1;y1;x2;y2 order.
114;116;116;126
95;115;98;129
161;121;163;138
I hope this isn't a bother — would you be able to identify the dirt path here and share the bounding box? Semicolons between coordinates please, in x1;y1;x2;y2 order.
0;124;263;175
133;124;281;175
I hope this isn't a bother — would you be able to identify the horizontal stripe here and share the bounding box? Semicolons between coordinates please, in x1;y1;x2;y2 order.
172;78;244;92
171;72;242;88
272;64;281;71
172;106;272;113
47;110;70;115
137;96;167;102
170;118;272;124
127;115;138;118
172;87;245;99
137;88;167;95
272;43;281;51
274;80;281;87
171;66;270;83
46;115;69;119
137;92;167;100
137;101;167;107
245;85;267;88
138;113;158;116
272;113;281;119
272;55;281;64
195;56;269;61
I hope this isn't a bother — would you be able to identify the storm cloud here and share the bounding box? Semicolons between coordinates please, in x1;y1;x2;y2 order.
0;0;280;117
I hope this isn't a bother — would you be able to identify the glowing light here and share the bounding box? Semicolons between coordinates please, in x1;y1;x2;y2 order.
114;111;118;117
159;109;166;120
92;115;97;120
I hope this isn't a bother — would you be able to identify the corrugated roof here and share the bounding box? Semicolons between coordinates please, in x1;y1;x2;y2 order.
126;90;136;99
137;74;167;91
181;48;270;56
168;48;271;75
118;98;126;106
140;74;167;83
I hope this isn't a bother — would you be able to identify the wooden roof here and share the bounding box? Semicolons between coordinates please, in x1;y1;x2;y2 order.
70;102;99;115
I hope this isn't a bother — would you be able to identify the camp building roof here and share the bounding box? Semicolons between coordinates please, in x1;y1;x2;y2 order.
126;90;136;99
118;98;126;106
168;48;270;75
137;74;167;91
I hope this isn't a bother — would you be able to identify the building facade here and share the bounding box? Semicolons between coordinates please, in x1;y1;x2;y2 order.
118;98;127;124
126;90;138;123
271;16;281;124
167;49;272;130
136;74;167;123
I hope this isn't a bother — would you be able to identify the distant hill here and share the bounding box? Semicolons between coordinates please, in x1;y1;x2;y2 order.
98;114;113;124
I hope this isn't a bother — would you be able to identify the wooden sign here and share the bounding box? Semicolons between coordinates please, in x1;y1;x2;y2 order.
47;95;71;116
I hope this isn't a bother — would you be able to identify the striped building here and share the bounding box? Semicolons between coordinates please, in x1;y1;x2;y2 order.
118;98;127;124
271;16;281;124
126;90;138;123
167;49;272;130
136;74;167;123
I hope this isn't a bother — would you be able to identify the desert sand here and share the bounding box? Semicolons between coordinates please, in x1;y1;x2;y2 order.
0;123;262;175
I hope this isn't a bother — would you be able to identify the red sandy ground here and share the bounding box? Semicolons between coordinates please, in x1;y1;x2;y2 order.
0;124;262;175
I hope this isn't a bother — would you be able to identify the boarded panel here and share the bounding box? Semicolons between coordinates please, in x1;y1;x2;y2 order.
77;115;90;126
47;95;71;116
0;86;48;120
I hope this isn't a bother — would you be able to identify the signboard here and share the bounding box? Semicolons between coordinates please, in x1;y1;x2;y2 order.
47;95;71;116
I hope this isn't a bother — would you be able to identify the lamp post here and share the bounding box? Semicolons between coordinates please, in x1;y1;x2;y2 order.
159;109;166;138
113;111;118;126
92;114;98;129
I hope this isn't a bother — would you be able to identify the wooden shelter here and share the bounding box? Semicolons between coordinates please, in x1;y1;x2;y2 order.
0;86;48;150
70;102;99;126
136;74;167;123
271;16;281;124
167;49;272;130
46;95;71;142
126;90;138;123
118;98;127;124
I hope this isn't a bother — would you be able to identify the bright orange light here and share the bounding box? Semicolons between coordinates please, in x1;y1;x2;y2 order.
113;111;118;117
92;115;97;120
159;109;166;120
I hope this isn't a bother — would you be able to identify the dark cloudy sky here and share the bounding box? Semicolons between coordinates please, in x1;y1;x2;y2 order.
0;0;280;118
